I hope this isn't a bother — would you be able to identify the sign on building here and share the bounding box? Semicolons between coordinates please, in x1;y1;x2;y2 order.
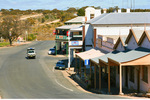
84;59;90;65
71;41;79;46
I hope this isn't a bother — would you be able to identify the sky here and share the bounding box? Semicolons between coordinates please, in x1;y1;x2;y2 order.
0;0;149;10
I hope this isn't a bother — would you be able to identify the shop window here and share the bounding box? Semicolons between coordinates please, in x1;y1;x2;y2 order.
142;66;148;83
129;66;134;83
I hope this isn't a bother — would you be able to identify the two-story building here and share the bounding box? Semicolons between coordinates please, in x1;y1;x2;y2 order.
83;9;150;52
55;16;85;55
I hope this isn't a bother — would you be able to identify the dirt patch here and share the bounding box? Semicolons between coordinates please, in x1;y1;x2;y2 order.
0;41;31;49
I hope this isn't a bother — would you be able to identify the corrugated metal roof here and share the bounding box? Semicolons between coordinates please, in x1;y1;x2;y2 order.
91;50;120;64
108;47;150;63
70;26;82;32
56;25;81;30
91;47;150;64
87;12;150;25
86;13;107;24
65;16;85;24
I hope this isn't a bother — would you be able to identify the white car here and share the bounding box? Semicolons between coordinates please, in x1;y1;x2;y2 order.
27;48;36;59
48;48;55;55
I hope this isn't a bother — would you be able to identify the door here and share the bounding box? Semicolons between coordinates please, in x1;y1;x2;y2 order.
125;67;128;87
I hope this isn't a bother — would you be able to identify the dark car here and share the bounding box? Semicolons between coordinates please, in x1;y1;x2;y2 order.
48;48;55;55
55;61;65;70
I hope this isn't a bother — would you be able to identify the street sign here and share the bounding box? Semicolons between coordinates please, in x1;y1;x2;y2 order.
84;59;90;65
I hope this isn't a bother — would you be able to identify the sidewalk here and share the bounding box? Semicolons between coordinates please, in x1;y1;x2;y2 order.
63;68;149;99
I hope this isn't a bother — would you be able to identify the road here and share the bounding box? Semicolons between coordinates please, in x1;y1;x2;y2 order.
0;41;129;99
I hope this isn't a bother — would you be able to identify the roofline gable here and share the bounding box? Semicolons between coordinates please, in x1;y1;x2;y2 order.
113;37;125;50
125;29;138;44
138;30;150;46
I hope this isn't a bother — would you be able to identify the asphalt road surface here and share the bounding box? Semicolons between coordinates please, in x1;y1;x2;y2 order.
0;41;129;99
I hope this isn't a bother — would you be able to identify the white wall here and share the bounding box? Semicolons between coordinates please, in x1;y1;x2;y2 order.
141;36;150;49
84;24;150;51
116;42;125;51
127;35;139;49
94;25;150;36
85;24;94;50
116;66;150;92
85;7;95;21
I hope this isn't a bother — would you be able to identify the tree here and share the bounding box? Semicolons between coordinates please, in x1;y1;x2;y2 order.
77;8;85;16
66;7;77;13
0;15;25;45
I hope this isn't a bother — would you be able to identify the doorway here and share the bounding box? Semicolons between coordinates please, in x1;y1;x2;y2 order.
125;67;128;88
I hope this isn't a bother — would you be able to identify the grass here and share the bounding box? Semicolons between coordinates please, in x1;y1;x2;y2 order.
0;42;10;47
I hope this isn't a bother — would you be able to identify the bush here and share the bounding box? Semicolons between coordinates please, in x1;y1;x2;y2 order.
27;34;36;41
0;42;9;47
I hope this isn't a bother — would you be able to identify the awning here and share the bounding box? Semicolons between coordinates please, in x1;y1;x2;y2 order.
76;49;105;61
56;25;81;30
90;50;120;65
108;47;150;66
70;26;82;32
93;47;150;66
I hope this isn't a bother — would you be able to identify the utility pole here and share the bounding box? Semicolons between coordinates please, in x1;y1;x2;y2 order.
68;31;70;70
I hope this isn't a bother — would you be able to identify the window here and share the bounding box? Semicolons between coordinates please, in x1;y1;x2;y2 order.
90;14;94;19
142;66;148;83
130;66;134;83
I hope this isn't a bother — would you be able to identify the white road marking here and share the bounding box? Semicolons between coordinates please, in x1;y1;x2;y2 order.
55;79;73;92
53;66;55;72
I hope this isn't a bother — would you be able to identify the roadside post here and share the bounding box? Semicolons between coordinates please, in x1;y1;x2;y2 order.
68;31;70;70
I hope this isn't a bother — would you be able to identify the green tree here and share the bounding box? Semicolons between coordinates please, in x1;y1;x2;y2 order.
77;8;85;16
0;15;25;45
27;34;36;41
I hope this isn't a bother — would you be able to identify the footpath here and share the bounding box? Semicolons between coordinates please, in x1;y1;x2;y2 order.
62;68;149;99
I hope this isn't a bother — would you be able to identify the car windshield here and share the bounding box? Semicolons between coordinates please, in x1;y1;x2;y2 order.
28;50;34;53
50;48;55;51
57;62;64;64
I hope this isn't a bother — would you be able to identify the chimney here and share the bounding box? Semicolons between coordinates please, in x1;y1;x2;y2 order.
94;9;101;18
118;9;121;13
103;8;107;13
126;8;130;13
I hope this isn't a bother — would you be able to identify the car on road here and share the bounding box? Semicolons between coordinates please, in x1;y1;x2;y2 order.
48;48;55;55
27;47;36;59
55;61;65;70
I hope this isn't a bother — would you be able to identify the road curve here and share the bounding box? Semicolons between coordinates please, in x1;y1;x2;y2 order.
0;41;128;99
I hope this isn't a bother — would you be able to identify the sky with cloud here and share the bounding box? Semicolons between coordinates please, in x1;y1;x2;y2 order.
0;0;149;10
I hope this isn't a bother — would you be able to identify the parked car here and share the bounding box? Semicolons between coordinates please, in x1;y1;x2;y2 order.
55;61;65;70
27;47;36;59
48;48;55;55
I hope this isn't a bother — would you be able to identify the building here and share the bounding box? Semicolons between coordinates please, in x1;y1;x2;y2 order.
55;7;102;65
83;9;150;51
89;29;150;95
55;16;85;55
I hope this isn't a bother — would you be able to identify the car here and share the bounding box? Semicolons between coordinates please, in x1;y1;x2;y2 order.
27;47;36;59
55;61;65;70
48;48;55;55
